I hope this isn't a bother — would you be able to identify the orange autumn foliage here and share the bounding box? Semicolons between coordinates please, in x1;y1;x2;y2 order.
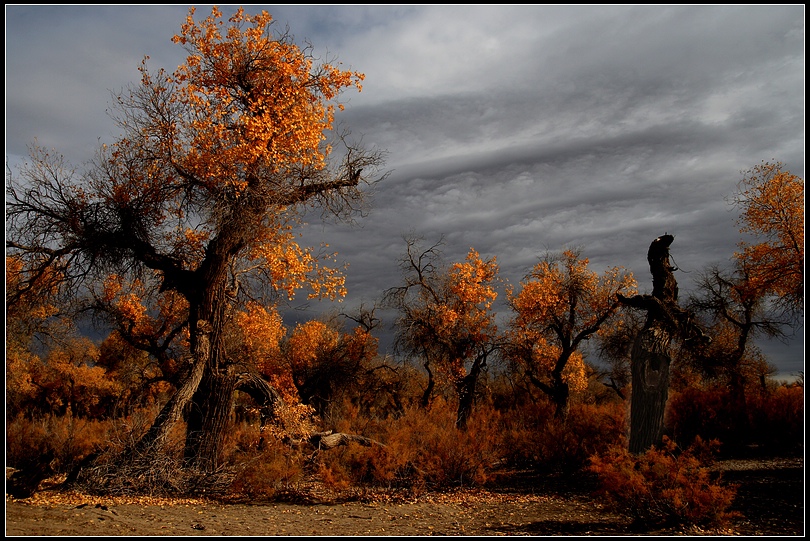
507;249;637;402
733;162;804;313
169;7;363;179
90;5;366;300
6;5;383;470
282;318;381;409
99;273;189;344
398;247;499;384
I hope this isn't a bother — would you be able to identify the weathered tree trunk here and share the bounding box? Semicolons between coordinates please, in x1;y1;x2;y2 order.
182;259;234;472
627;321;673;454
619;234;699;454
184;365;238;471
131;320;210;456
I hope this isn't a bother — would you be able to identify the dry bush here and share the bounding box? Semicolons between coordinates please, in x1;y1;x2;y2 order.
6;412;112;474
488;397;626;472
309;398;503;493
227;444;308;500
71;413;189;496
668;382;804;456
390;399;501;488
492;396;556;467
535;401;627;472
588;436;739;529
747;383;804;454
221;420;309;500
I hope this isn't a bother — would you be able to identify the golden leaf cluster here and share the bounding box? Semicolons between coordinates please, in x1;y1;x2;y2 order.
733;162;804;308
507;250;637;393
167;6;364;183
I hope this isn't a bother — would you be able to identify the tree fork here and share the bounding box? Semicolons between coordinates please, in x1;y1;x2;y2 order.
130;319;211;457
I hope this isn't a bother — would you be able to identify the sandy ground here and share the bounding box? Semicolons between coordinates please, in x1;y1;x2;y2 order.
6;491;633;537
6;456;803;537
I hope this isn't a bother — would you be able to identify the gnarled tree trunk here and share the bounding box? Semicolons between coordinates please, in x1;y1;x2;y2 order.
619;234;707;454
184;365;238;471
627;321;673;453
130;320;211;457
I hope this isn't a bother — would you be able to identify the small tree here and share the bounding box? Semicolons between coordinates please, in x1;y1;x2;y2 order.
731;161;803;317
506;249;637;420
684;260;788;441
386;238;500;429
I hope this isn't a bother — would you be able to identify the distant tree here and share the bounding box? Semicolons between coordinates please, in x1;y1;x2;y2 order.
681;258;789;446
385;238;500;429
5;255;73;357
6;6;385;473
506;249;637;420
5;256;113;420
731;161;804;319
280;311;382;418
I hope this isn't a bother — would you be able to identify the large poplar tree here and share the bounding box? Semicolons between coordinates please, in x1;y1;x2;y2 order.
6;7;385;473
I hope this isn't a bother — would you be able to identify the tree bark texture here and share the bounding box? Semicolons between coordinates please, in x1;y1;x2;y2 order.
628;322;673;454
184;365;237;472
455;354;485;430
131;320;210;457
621;234;680;454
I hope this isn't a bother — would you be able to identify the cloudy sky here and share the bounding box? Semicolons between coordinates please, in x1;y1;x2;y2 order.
5;5;804;378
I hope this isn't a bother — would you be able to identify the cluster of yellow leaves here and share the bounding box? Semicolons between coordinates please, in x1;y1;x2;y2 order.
249;222;347;301
264;402;318;441
287;320;339;371
530;335;589;392
449;249;499;306
733;162;804;307
229;301;300;404
234;301;286;375
435;249;500;380
344;326;380;363
100;274;189;338
167;6;364;184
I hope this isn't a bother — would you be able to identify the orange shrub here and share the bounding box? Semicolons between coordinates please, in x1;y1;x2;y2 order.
490;396;626;472
535;401;627;472
223;421;307;499
588;437;738;529
7;412;112;474
314;398;502;492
